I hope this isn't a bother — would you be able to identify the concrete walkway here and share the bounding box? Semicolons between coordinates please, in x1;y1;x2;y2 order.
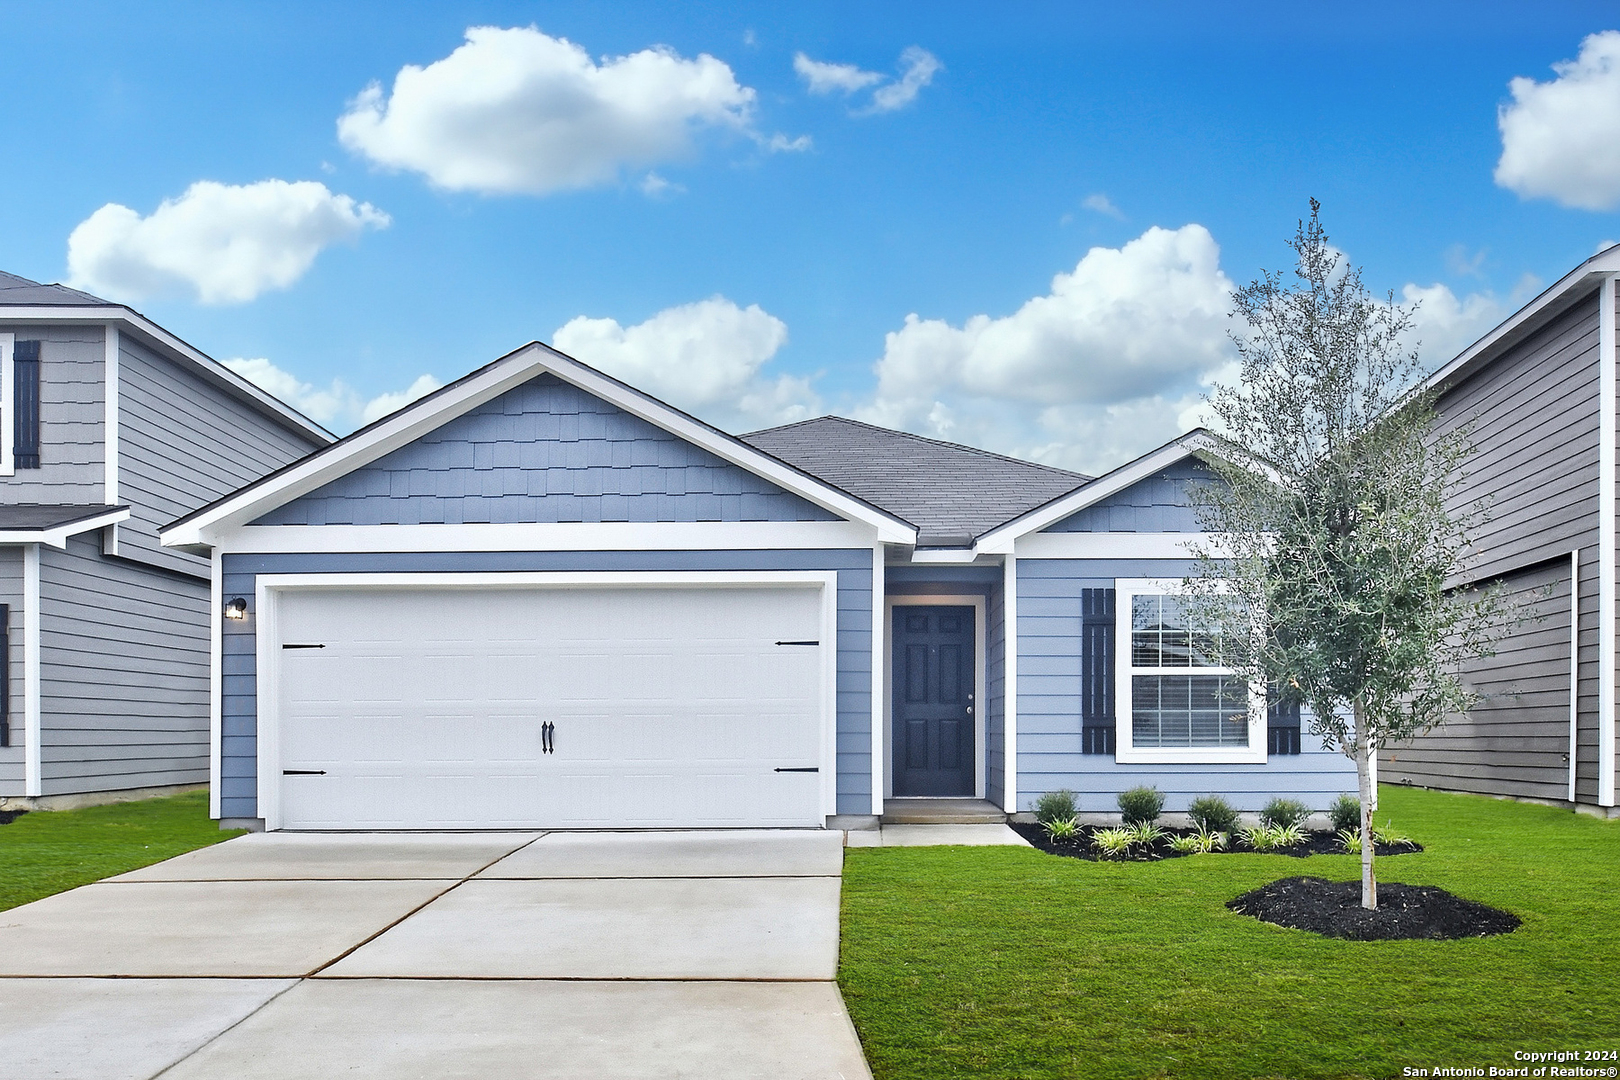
0;830;870;1079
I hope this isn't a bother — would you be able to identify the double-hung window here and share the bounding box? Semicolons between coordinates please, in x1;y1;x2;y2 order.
1114;578;1266;763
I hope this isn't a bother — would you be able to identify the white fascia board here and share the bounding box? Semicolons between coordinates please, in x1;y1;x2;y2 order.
1423;250;1620;394
977;436;1215;554
535;348;915;543
0;508;131;549
216;520;880;554
167;344;917;551
0;306;332;444
908;547;988;564
1015;531;1239;560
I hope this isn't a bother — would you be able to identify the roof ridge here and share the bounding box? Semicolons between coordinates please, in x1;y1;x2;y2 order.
745;414;1092;481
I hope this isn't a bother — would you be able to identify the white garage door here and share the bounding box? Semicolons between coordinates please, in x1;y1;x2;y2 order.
269;582;827;830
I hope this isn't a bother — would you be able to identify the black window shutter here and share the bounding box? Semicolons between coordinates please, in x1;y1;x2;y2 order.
1267;690;1301;755
13;340;40;469
0;603;10;748
1081;588;1116;755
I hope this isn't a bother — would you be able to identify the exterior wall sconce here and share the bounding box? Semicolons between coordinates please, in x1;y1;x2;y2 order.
224;597;248;621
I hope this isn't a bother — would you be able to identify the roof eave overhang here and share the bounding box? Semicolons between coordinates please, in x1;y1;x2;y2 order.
0;304;334;444
0;506;131;549
162;344;918;551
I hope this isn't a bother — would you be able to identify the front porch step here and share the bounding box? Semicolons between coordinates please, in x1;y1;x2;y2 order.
880;798;1008;825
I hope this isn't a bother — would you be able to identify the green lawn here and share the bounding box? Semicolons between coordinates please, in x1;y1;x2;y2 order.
0;790;242;912
839;786;1620;1080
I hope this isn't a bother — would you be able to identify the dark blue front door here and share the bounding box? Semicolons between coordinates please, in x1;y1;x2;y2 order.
893;606;975;797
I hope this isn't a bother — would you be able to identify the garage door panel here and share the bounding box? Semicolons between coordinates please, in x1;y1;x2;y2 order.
273;584;827;830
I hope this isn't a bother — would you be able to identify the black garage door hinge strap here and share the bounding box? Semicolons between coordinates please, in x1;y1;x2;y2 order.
282;769;326;775
282;643;326;650
774;767;819;773
774;640;819;646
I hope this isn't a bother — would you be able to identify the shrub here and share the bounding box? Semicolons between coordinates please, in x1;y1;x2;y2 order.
1260;797;1311;829
1372;820;1414;848
1187;794;1238;834
1091;828;1135;858
1240;822;1306;852
1337;828;1362;854
1126;820;1166;848
1034;789;1080;825
1169;825;1227;854
1117;786;1165;825
1329;793;1361;834
1043;816;1080;842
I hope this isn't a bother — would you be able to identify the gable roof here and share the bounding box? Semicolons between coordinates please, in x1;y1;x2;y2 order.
0;270;332;444
741;416;1090;546
0;503;130;547
1423;242;1620;395
161;343;919;550
974;428;1234;553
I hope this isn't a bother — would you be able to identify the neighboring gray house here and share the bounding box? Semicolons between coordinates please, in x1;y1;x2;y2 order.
0;272;332;809
163;342;1355;831
1380;244;1620;819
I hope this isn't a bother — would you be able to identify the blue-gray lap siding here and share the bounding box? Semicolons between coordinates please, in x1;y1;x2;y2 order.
1015;556;1357;814
219;549;875;821
255;373;839;527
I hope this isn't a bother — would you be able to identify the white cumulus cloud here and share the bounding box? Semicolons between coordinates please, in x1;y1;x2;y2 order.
67;180;388;305
1496;31;1620;210
552;296;816;430
224;358;440;432
795;46;941;115
338;25;757;195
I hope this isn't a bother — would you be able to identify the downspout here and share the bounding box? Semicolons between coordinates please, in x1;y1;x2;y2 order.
1570;548;1581;804
1601;275;1617;809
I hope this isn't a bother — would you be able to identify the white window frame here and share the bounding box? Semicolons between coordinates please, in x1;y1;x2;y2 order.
0;332;14;476
1114;577;1266;764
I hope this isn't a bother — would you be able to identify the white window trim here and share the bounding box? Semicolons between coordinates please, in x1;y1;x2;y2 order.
251;570;840;832
1113;577;1267;765
0;332;14;477
882;594;988;802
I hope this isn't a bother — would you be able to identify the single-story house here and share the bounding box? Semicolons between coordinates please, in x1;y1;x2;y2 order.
1384;242;1620;818
0;272;331;810
162;343;1356;831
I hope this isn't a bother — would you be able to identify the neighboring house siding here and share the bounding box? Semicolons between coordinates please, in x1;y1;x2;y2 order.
1384;560;1575;802
118;335;324;577
0;548;24;795
1046;459;1213;533
1;325;104;502
1400;293;1603;804
1016;556;1356;814
37;534;209;796
256;374;838;527
219;549;874;821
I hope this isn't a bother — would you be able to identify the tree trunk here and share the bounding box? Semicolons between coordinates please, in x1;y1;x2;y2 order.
1353;697;1376;910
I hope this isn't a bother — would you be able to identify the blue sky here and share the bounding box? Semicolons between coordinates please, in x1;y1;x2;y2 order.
3;2;1618;472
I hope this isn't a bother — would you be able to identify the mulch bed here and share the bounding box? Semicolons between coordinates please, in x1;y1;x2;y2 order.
1227;875;1521;940
1010;822;1423;861
0;809;27;825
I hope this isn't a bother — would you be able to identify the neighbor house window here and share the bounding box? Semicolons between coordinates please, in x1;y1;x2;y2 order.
1114;579;1266;764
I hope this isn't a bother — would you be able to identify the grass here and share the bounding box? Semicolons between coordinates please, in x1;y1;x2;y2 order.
0;790;242;912
839;786;1620;1080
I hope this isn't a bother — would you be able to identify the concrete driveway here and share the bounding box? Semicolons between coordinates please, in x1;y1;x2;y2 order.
0;830;870;1079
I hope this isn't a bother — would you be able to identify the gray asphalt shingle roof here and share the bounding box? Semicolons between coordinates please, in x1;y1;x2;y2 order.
0;504;126;530
741;416;1090;545
0;271;114;307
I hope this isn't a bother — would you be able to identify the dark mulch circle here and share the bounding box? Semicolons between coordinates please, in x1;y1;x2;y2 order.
0;809;27;826
1227;875;1521;940
1009;821;1422;862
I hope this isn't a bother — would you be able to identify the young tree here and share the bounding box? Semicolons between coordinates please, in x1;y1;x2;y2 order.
1186;200;1504;909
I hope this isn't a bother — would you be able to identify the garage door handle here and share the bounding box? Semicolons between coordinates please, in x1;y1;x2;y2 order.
283;769;326;775
774;767;819;773
541;722;554;754
774;640;819;646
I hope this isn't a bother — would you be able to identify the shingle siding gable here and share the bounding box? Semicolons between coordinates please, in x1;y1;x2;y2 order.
1045;458;1214;533
255;373;839;526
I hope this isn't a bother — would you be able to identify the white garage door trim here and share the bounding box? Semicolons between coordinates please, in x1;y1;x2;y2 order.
253;570;841;831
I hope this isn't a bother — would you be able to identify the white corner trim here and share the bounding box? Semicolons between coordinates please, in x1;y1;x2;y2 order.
216;520;879;555
870;546;885;817
103;324;120;556
252;568;841;832
884;594;989;802
165;345;917;550
0;332;13;477
1112;577;1267;766
1570;548;1581;805
209;552;223;821
0;508;132;549
1003;553;1018;812
1014;531;1237;560
22;544;40;797
1601;275;1618;808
